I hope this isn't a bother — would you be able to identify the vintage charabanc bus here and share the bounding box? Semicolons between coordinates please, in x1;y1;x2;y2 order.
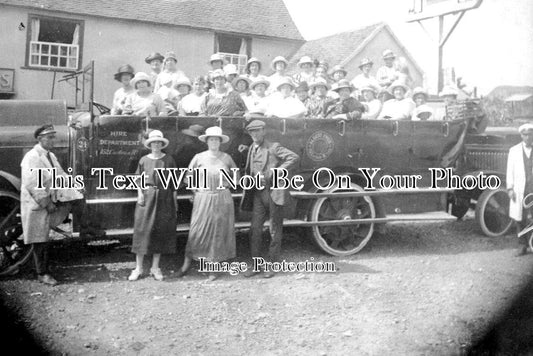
0;62;492;276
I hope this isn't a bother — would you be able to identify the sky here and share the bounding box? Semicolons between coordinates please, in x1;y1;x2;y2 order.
283;0;533;95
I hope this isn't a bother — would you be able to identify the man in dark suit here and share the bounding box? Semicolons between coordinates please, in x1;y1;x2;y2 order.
241;120;299;278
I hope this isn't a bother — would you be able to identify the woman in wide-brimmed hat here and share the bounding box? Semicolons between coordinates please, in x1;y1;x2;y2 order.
265;76;306;119
178;76;208;116
247;79;270;116
377;49;400;90
111;64;136;115
324;79;366;120
201;69;247;116
378;80;415;120
351;58;380;99
293;56;316;85
360;86;382;120
123;72;167;116
307;77;331;118
177;126;237;281
153;51;187;92
129;130;177;282
267;56;289;95
145;52;164;87
246;57;268;82
410;87;435;121
232;75;255;112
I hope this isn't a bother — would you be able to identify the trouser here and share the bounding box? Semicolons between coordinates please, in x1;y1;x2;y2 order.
250;189;284;262
32;242;50;275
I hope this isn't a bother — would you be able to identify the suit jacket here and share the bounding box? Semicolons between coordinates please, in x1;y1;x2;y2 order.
507;142;531;221
240;139;299;211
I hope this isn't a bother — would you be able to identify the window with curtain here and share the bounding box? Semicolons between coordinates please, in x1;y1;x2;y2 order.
26;15;83;71
215;33;251;74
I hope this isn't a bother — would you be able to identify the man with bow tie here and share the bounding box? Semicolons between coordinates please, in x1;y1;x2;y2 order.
240;120;299;278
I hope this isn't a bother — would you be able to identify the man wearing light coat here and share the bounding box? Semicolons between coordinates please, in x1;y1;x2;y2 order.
506;123;533;256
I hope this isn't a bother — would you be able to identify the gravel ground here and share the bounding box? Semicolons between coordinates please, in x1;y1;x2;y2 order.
1;216;533;355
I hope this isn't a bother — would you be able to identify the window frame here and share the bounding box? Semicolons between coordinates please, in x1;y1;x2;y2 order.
214;32;252;75
24;14;85;72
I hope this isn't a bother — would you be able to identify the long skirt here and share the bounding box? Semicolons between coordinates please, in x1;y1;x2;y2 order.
186;189;236;262
132;188;177;254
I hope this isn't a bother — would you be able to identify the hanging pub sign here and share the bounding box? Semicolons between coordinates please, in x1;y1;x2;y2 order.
0;68;15;94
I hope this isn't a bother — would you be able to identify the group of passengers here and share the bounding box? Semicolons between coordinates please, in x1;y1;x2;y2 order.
111;50;461;121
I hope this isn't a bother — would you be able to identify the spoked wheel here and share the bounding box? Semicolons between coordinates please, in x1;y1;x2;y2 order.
475;188;513;237
309;183;376;256
0;190;33;277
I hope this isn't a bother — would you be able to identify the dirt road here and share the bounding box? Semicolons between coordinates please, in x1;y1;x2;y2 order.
1;217;533;355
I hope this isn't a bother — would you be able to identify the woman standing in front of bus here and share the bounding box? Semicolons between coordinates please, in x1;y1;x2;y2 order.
129;130;178;281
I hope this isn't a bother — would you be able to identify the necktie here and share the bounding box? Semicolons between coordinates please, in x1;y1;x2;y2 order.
45;151;54;167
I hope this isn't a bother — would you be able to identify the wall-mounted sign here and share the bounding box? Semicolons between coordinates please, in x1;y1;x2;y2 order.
0;68;15;93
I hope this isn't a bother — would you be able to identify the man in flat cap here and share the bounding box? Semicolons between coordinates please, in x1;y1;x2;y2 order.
241;120;299;278
20;124;102;284
507;123;533;256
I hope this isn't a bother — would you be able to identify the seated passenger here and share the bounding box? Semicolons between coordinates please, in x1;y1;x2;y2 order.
248;79;271;116
144;52;164;88
265;77;306;119
246;57;268;82
233;75;255;112
315;61;330;82
376;49;400;91
328;65;347;100
178;76;207;116
295;81;311;117
360;86;382;120
378;81;415;120
223;64;239;92
111;64;136;115
201;69;247;116
351;58;380;98
156;76;180;112
153;51;186;92
267;56;289;95
293;56;316;85
123;72;167;116
437;86;460;120
307;78;331;119
411;87;435;121
173;77;192;110
324;79;365;120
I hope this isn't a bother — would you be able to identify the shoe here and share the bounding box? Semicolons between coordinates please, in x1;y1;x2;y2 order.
243;268;260;278
176;267;190;278
262;271;275;279
38;274;58;286
150;267;164;281
515;246;528;257
128;268;143;281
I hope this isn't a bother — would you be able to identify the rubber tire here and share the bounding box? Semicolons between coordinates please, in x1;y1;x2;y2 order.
0;190;33;277
475;188;513;237
309;183;375;256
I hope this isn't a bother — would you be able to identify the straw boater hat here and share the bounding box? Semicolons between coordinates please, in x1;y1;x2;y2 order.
298;56;314;67
182;124;205;137
382;49;396;59
34;124;56;139
174;77;192;90
332;79;354;93
114;64;135;81
330;65;347;76
412;87;429;99
247;57;261;70
519;124;533;134
164;51;178;63
250;79;270;90
415;104;434;120
358;58;374;69
211;69;226;80
271;56;289;70
209;53;224;65
144;130;169;149
316;60;329;71
232;75;251;89
360;85;378;95
276;76;296;91
439;86;458;97
199;126;229;143
223;64;239;76
145;52;164;64
309;77;330;90
131;72;152;88
389;80;409;93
